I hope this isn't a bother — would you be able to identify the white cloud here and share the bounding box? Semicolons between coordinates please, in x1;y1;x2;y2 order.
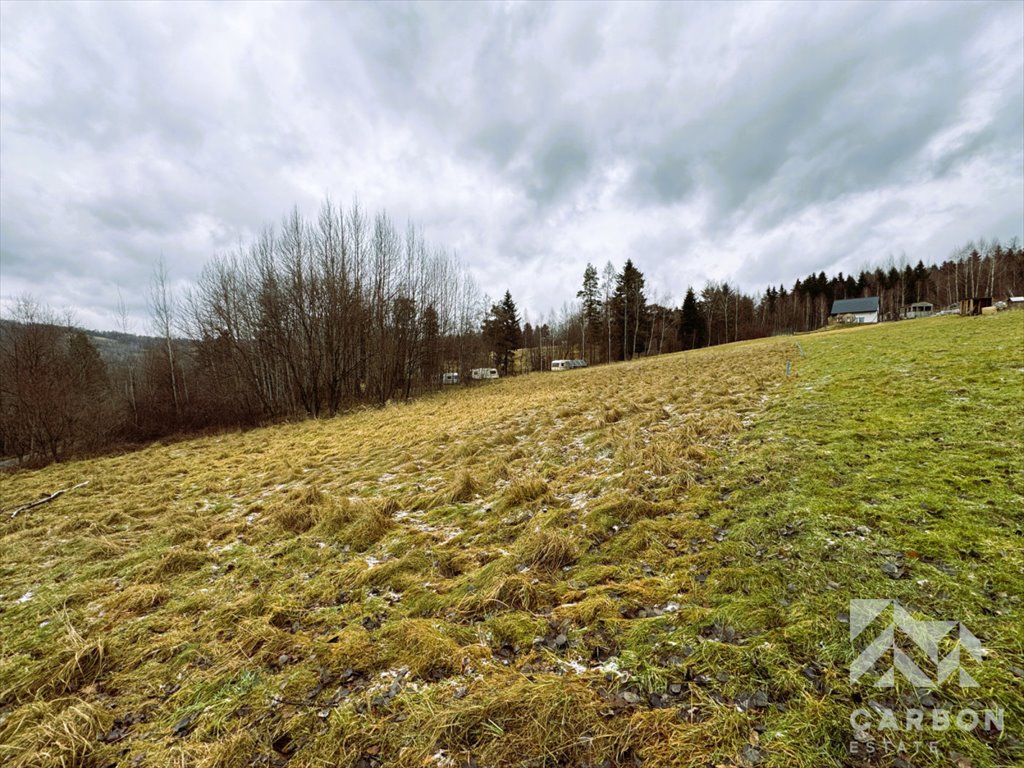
1;1;1021;331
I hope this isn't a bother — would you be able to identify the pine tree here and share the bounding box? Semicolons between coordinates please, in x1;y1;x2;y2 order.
678;286;705;349
576;263;600;362
482;290;523;376
421;305;440;387
612;260;647;360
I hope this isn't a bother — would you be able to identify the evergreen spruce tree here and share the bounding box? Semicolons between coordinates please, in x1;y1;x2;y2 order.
678;286;705;349
576;263;601;361
482;290;523;376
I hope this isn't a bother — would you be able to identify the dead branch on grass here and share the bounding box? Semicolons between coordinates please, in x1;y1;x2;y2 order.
6;480;90;519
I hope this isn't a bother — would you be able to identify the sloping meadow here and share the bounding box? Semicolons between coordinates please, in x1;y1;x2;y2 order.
1;314;1022;768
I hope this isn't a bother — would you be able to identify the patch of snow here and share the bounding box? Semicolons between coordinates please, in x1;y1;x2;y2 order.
595;657;626;678
17;591;33;603
558;655;629;680
567;492;590;511
428;751;457;768
366;666;410;692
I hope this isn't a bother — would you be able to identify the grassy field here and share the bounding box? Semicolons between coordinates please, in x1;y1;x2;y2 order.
1;312;1021;768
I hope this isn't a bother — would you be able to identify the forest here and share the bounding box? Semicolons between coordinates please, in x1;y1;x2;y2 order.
2;195;1022;465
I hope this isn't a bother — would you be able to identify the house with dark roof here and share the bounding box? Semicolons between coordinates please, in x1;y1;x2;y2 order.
830;296;880;324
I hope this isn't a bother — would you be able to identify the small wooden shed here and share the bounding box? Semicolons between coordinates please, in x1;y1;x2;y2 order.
959;297;993;316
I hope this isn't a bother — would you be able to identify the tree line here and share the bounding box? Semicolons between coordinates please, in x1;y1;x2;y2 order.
519;237;1023;366
2;199;494;462
2;193;1021;465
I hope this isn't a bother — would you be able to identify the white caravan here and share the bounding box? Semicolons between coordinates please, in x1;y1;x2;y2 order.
551;359;588;371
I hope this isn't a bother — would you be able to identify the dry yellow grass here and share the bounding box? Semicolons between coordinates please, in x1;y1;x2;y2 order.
2;315;1021;768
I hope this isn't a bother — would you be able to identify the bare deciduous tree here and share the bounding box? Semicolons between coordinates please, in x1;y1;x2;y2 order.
149;256;181;420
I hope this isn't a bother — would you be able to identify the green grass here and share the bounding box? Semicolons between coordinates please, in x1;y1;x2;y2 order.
1;313;1021;767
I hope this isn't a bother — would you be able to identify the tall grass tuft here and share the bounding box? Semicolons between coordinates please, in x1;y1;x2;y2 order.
515;528;579;570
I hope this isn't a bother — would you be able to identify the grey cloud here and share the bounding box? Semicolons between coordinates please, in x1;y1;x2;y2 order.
526;125;592;204
604;2;1014;238
1;1;1021;328
466;120;527;170
630;143;694;206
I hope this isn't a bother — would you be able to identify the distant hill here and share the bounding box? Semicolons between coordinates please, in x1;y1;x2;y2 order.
0;319;161;366
81;328;161;365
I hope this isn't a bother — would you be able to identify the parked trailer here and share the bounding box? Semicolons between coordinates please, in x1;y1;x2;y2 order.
470;368;499;380
440;372;460;385
551;359;588;371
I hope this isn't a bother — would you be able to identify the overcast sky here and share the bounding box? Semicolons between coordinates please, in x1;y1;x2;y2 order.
1;1;1022;332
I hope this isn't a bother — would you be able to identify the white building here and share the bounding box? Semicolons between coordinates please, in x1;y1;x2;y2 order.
903;301;934;319
830;297;880;324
